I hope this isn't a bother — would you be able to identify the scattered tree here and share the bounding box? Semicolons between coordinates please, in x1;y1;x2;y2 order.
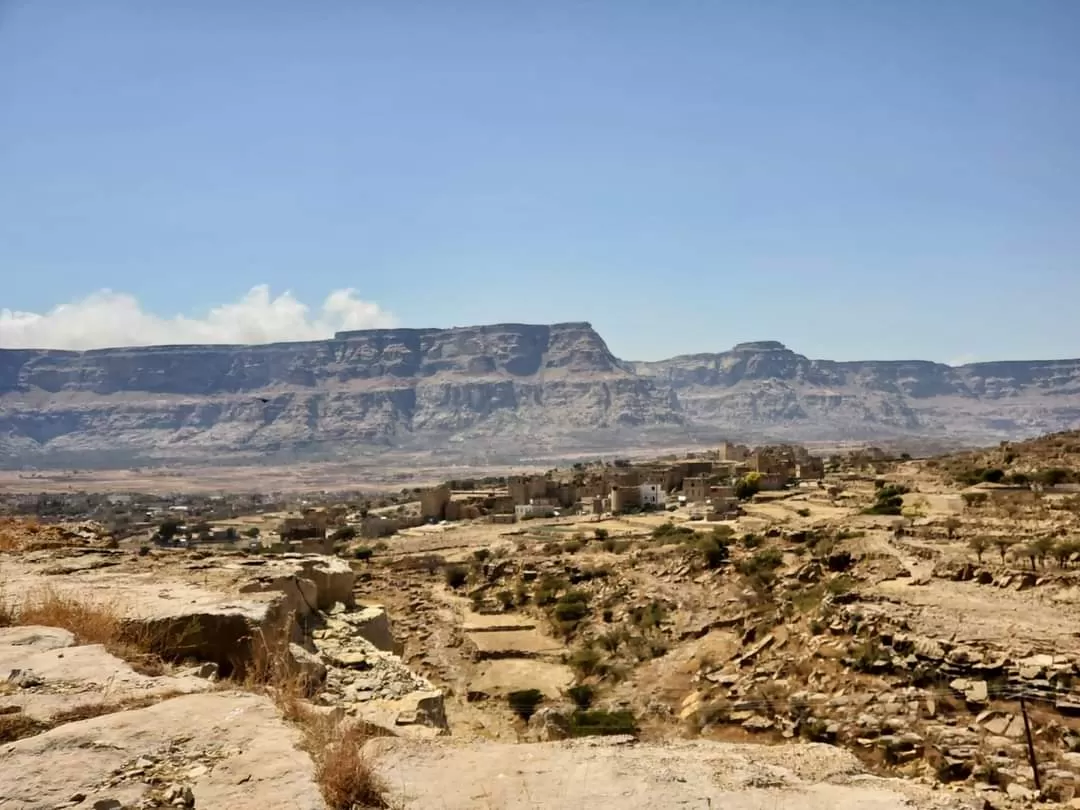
1032;536;1056;568
968;535;989;563
992;537;1016;564
734;473;762;501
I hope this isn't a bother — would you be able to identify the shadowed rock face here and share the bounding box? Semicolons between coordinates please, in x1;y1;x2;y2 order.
1;323;1079;466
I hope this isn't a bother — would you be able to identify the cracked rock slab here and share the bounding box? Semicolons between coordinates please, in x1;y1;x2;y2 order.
366;738;982;810
0;691;325;810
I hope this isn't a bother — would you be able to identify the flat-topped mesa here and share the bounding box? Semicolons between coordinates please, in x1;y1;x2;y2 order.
333;321;623;377
3;319;1080;464
730;340;789;353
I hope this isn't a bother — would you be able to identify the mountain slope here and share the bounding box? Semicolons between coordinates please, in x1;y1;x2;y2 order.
2;325;1078;467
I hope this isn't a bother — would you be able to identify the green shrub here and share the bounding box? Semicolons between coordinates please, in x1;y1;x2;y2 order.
827;575;855;595
629;601;666;629
567;684;595;710
569;709;637;737
353;546;374;560
553;590;590;623
563;540;584;554
864;483;909;515
594;528;609;541
652;522;695;542
534;575;565;606
507;689;544;721
598;628;625;653
331;525;357;541
741;533;762;549
569;647;602;678
472;548;491;562
739;548;783;576
734;475;761;500
444;564;469;589
697;535;730;569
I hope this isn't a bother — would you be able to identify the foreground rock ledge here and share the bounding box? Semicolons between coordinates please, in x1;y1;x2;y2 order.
0;692;324;810
365;737;981;810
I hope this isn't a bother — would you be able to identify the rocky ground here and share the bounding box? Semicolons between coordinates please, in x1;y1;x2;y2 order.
8;452;1080;808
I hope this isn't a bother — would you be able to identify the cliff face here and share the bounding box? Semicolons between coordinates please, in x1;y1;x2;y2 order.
2;325;1078;466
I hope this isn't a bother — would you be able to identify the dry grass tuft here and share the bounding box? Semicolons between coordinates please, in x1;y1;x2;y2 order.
12;587;168;675
16;587;122;645
237;633;388;808
0;710;44;743
315;722;388;810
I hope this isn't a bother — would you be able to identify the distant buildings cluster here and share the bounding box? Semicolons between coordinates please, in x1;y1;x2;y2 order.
405;441;825;530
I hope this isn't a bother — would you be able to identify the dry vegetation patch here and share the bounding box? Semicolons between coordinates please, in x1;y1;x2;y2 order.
11;586;169;675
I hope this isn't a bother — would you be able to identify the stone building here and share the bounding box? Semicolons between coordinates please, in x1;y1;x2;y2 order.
419;485;452;521
610;485;642;514
682;476;710;503
639;483;666;508
717;442;750;462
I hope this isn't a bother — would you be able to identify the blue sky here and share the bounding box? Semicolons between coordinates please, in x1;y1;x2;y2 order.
1;1;1078;362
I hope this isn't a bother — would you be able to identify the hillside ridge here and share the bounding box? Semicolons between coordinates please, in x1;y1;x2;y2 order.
2;321;1079;466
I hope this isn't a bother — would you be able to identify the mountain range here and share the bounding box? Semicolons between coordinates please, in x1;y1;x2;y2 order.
2;322;1079;468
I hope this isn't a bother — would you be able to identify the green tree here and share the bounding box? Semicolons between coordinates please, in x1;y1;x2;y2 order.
734;474;761;501
1031;536;1056;568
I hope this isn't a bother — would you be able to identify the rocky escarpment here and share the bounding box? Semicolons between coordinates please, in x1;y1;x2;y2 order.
1;323;1079;466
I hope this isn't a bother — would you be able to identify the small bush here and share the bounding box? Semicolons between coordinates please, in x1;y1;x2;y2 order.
352;546;373;561
739;548;783;577
795;508;811;517
594;528;609;541
472;548;491;562
567;684;595;710
553;591;590;624
652;522;695;542
629;601;666;630
826;575;855;595
598;628;626;653
569;709;637;737
534;575;565;606
699;538;730;569
507;688;544;722
741;533;762;549
444;565;469;589
563;540;584;554
569;647;602;678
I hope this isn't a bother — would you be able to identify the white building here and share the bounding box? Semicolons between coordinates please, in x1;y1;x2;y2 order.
514;502;558;520
639;483;667;508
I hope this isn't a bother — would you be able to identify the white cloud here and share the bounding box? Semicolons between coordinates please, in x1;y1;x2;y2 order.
0;286;398;350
